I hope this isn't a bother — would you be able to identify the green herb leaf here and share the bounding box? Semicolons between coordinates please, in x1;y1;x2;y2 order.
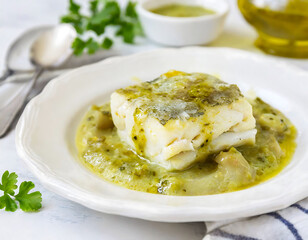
117;21;135;43
15;181;42;212
0;194;18;212
125;1;138;19
68;0;81;14
90;0;99;14
86;22;106;35
61;0;86;34
60;0;143;55
90;1;120;25
0;171;42;212
0;171;18;196
61;14;85;34
71;37;86;55
101;37;113;49
86;38;100;54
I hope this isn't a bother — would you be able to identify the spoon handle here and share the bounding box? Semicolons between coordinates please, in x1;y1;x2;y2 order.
0;69;13;82
0;68;43;138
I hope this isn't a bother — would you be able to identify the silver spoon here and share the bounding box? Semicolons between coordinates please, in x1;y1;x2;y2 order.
0;25;125;86
0;26;53;83
0;24;76;137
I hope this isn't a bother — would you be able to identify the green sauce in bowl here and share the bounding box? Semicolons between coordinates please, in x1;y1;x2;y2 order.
150;4;215;18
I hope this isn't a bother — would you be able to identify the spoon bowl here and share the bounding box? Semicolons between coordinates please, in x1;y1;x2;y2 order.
30;24;76;68
3;26;53;76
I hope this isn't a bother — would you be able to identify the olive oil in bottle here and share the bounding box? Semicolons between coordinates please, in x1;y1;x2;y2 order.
238;0;308;58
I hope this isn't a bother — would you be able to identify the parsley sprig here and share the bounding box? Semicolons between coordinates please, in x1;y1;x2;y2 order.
0;171;42;212
61;0;143;55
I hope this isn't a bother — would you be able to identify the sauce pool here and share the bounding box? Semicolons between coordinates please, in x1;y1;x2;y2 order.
76;98;297;196
150;4;215;18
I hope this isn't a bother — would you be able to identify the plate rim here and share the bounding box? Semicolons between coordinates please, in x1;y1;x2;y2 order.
16;47;308;222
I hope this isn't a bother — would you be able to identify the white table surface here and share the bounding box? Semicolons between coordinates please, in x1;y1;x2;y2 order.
1;0;307;239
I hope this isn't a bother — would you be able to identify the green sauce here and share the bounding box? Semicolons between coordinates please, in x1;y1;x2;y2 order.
76;97;297;196
117;71;242;126
150;4;215;18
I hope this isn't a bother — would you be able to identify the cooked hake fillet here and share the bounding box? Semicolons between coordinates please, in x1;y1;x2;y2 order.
111;71;256;171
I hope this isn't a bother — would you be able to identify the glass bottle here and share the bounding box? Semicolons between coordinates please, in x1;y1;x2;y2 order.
238;0;308;58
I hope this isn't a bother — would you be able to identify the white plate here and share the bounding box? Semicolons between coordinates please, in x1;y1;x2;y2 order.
16;47;308;222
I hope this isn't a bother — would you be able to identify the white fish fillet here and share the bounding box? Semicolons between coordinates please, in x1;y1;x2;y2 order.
111;71;256;171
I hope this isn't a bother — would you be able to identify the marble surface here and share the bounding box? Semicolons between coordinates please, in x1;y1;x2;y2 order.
0;0;307;239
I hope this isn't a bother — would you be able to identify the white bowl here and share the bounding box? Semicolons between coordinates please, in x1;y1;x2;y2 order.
137;0;229;46
16;47;308;222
